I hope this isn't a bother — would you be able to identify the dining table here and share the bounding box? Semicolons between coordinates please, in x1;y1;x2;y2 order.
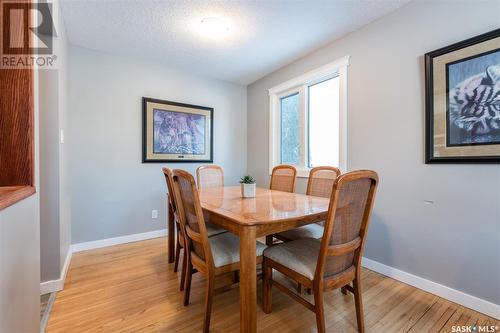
166;185;330;333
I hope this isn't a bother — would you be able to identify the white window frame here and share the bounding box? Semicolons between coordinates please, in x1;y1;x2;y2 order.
268;56;350;178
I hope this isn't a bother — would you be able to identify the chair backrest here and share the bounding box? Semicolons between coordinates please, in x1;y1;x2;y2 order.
315;170;378;284
306;166;341;198
196;165;224;189
162;167;178;217
163;167;185;244
270;165;297;193
172;169;214;271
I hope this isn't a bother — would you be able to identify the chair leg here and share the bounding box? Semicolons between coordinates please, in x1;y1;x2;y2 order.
183;260;193;306
313;285;326;333
233;270;240;283
180;248;187;291
265;235;274;246
203;275;215;333
173;241;181;273
297;282;302;294
353;278;365;333
262;259;272;313
341;285;348;295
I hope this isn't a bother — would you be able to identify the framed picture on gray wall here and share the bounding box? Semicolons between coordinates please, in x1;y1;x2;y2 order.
424;28;500;163
142;97;213;163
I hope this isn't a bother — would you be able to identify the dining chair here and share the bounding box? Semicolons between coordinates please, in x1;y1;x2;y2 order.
194;165;227;235
162;168;226;291
265;165;298;245
162;168;185;285
269;164;297;193
196;165;224;189
171;169;266;333
262;170;379;333
274;166;341;242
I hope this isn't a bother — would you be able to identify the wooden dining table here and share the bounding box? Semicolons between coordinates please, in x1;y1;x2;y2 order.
167;186;329;333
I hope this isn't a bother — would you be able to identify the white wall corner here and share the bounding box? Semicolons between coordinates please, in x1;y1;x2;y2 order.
362;257;500;320
40;249;72;295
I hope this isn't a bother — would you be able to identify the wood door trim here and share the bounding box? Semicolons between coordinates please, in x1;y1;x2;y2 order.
0;1;35;211
0;185;36;210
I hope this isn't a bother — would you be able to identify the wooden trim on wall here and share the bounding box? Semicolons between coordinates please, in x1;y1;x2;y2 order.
0;186;36;210
0;0;36;210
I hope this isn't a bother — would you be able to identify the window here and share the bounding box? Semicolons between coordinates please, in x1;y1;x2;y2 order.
280;93;300;165
269;56;349;177
308;77;340;168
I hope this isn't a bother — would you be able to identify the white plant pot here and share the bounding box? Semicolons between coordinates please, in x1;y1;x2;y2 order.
241;183;256;198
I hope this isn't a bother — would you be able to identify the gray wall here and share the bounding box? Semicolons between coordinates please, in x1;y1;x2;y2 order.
58;12;72;270
40;69;61;281
68;46;247;244
40;0;71;284
247;1;500;304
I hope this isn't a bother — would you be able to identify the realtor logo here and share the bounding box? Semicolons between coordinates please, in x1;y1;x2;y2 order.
1;0;57;68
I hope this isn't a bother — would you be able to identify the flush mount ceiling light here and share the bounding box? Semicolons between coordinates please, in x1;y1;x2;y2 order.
196;17;231;39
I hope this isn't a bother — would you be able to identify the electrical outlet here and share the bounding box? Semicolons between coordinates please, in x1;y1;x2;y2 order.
151;210;158;219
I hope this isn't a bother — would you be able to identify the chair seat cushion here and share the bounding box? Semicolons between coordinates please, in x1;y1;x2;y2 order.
263;238;320;279
206;222;227;237
277;223;324;240
209;232;267;268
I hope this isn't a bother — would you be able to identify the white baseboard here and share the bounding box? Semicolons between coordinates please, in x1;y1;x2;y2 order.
40;249;72;295
362;257;500;320
40;280;62;296
71;229;167;253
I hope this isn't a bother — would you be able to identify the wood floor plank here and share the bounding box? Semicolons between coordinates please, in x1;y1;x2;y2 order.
407;298;458;332
368;287;436;333
439;306;477;333
46;237;498;333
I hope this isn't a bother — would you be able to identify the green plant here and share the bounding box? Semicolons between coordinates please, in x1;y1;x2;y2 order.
239;175;256;184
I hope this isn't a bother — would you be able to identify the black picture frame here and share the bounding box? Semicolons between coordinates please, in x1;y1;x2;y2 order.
424;28;500;164
142;97;214;163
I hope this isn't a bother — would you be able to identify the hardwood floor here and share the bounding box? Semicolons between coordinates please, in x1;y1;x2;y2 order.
46;237;498;332
41;294;50;320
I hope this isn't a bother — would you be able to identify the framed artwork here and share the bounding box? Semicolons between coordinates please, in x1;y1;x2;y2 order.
425;29;500;163
142;97;213;163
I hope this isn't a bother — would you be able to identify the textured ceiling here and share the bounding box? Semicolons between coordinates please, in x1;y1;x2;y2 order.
60;0;410;85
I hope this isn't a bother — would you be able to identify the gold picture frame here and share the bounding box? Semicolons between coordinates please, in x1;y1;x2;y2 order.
142;97;213;163
425;29;500;163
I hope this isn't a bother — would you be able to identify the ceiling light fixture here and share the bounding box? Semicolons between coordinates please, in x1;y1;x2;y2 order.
197;17;230;39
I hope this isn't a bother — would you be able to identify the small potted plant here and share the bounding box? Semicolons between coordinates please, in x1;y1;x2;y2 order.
240;175;256;198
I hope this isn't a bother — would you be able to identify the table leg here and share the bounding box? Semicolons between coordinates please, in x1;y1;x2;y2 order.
167;194;175;263
239;226;257;333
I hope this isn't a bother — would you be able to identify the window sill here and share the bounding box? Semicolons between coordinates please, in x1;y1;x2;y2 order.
0;186;36;211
